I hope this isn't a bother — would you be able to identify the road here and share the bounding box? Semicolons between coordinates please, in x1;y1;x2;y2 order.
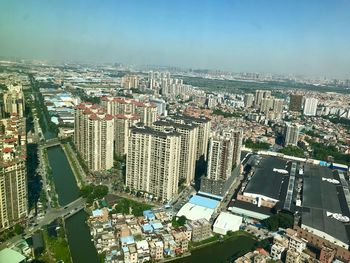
0;197;85;250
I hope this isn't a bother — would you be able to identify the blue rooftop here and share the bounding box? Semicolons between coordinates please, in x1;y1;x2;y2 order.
120;236;134;245
188;195;219;209
143;210;155;220
151;222;163;230
142;223;153;233
92;209;103;217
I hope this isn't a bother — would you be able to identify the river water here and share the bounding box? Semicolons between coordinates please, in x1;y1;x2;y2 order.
47;146;99;263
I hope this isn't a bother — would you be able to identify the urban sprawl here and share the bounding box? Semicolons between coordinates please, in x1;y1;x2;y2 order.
1;60;350;263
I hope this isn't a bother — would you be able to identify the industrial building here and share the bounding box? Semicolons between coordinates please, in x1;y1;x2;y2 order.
213;212;243;235
229;155;297;219
176;195;219;222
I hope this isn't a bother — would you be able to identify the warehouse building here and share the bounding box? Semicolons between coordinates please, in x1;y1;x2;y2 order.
213;212;243;235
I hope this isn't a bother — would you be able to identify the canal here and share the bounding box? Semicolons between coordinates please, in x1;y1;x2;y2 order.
173;235;256;263
47;146;99;263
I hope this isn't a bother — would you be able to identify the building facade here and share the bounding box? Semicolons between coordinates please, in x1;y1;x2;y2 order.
3;84;25;118
285;123;300;146
153;119;198;186
303;98;318;116
126;125;181;201
74;103;114;172
289;94;303;112
0;116;28;230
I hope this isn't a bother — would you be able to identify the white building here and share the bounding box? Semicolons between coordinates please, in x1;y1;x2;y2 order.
303;98;318;116
270;243;285;260
213;212;243;235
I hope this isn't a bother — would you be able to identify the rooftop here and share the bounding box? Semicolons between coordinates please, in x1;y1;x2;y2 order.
188;195;219;209
244;156;289;201
0;248;26;263
301;164;350;245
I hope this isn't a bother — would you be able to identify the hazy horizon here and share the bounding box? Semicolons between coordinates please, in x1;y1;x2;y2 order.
1;0;350;79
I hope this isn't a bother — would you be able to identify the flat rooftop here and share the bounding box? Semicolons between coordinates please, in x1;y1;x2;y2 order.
301;164;350;245
244;156;289;201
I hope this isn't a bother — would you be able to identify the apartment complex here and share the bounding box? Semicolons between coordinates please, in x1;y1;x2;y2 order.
74;103;114;171
2;84;25;118
102;97;157;127
114;114;140;155
171;115;211;161
126;125;181;201
0;115;28;230
121;75;139;89
153;118;198;185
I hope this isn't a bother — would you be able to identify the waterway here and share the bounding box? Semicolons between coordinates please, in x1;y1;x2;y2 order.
47;146;99;263
173;235;256;263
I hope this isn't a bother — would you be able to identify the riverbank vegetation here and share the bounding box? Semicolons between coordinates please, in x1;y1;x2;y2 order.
62;143;85;188
189;230;256;250
80;184;109;204
39;220;72;263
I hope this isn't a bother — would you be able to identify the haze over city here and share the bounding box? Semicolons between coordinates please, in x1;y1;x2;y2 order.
1;2;350;263
1;0;350;78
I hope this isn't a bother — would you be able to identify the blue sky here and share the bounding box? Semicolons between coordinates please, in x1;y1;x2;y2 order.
0;0;349;78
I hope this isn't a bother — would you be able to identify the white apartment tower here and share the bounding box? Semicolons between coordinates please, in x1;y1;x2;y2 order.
74;103;114;171
126;125;181;201
303;98;318;116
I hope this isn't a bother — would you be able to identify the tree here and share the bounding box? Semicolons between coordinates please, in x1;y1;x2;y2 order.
172;216;187;227
14;224;24;235
262;212;293;231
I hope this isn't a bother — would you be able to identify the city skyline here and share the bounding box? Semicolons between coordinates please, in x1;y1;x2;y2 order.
1;0;350;78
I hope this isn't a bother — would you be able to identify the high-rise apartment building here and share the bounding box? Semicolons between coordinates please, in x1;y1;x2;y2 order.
153;118;198;185
171;115;211;161
121;75;139;89
201;129;242;197
260;97;274;114
289;95;303;112
254;90;271;108
207;134;234;181
230;129;243;167
101;97;157;126
74;103;114;172
0;115;28;230
114;114;140;156
3;84;25;118
303;98;318;116
273;99;284;114
284;123;300;146
126;125;181;201
244;93;254;108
